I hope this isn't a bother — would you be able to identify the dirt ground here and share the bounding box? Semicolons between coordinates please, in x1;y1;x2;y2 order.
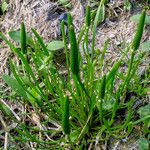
0;0;149;149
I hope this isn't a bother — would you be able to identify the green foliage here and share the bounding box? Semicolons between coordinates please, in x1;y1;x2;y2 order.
131;9;146;51
131;14;150;25
86;5;91;27
8;30;34;46
0;0;8;15
58;0;72;9
32;28;49;55
0;5;149;149
92;0;106;56
124;0;132;11
141;40;150;52
69;25;79;76
138;138;149;150
68;14;79;76
2;74;28;99
47;40;64;51
20;22;27;54
138;104;150;134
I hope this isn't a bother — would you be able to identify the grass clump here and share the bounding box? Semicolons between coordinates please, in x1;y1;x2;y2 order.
0;3;150;149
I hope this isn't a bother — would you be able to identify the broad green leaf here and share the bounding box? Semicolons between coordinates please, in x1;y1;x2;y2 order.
138;138;149;150
58;0;72;8
2;74;27;99
138;104;150;118
8;30;34;46
138;104;150;128
9;31;21;42
47;40;64;51
131;14;150;25
141;41;150;52
58;0;70;5
2;1;8;13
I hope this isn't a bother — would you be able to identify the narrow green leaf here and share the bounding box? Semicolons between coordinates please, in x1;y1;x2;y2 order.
0;32;15;51
62;96;70;135
27;87;42;106
86;6;91;27
131;9;146;51
12;49;45;99
69;25;79;76
99;39;109;72
20;22;27;54
61;20;70;77
106;61;121;84
0;102;12;116
32;28;49;56
92;0;105;56
67;13;73;27
98;4;105;25
3;75;27;99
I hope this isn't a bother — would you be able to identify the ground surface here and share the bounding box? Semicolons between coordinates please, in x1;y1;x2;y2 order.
0;0;149;149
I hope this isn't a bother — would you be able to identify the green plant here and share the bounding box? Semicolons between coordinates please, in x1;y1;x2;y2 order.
0;0;8;16
138;138;149;150
131;14;150;25
124;0;132;11
0;4;149;149
138;104;150;134
58;0;72;9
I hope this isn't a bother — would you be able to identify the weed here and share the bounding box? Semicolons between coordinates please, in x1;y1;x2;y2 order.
0;4;150;149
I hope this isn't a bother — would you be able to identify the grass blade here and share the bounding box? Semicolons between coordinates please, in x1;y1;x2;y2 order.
91;0;105;58
0;32;15;51
32;28;49;56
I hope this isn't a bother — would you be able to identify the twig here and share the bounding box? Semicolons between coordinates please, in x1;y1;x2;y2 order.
0;112;9;150
4;132;8;150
